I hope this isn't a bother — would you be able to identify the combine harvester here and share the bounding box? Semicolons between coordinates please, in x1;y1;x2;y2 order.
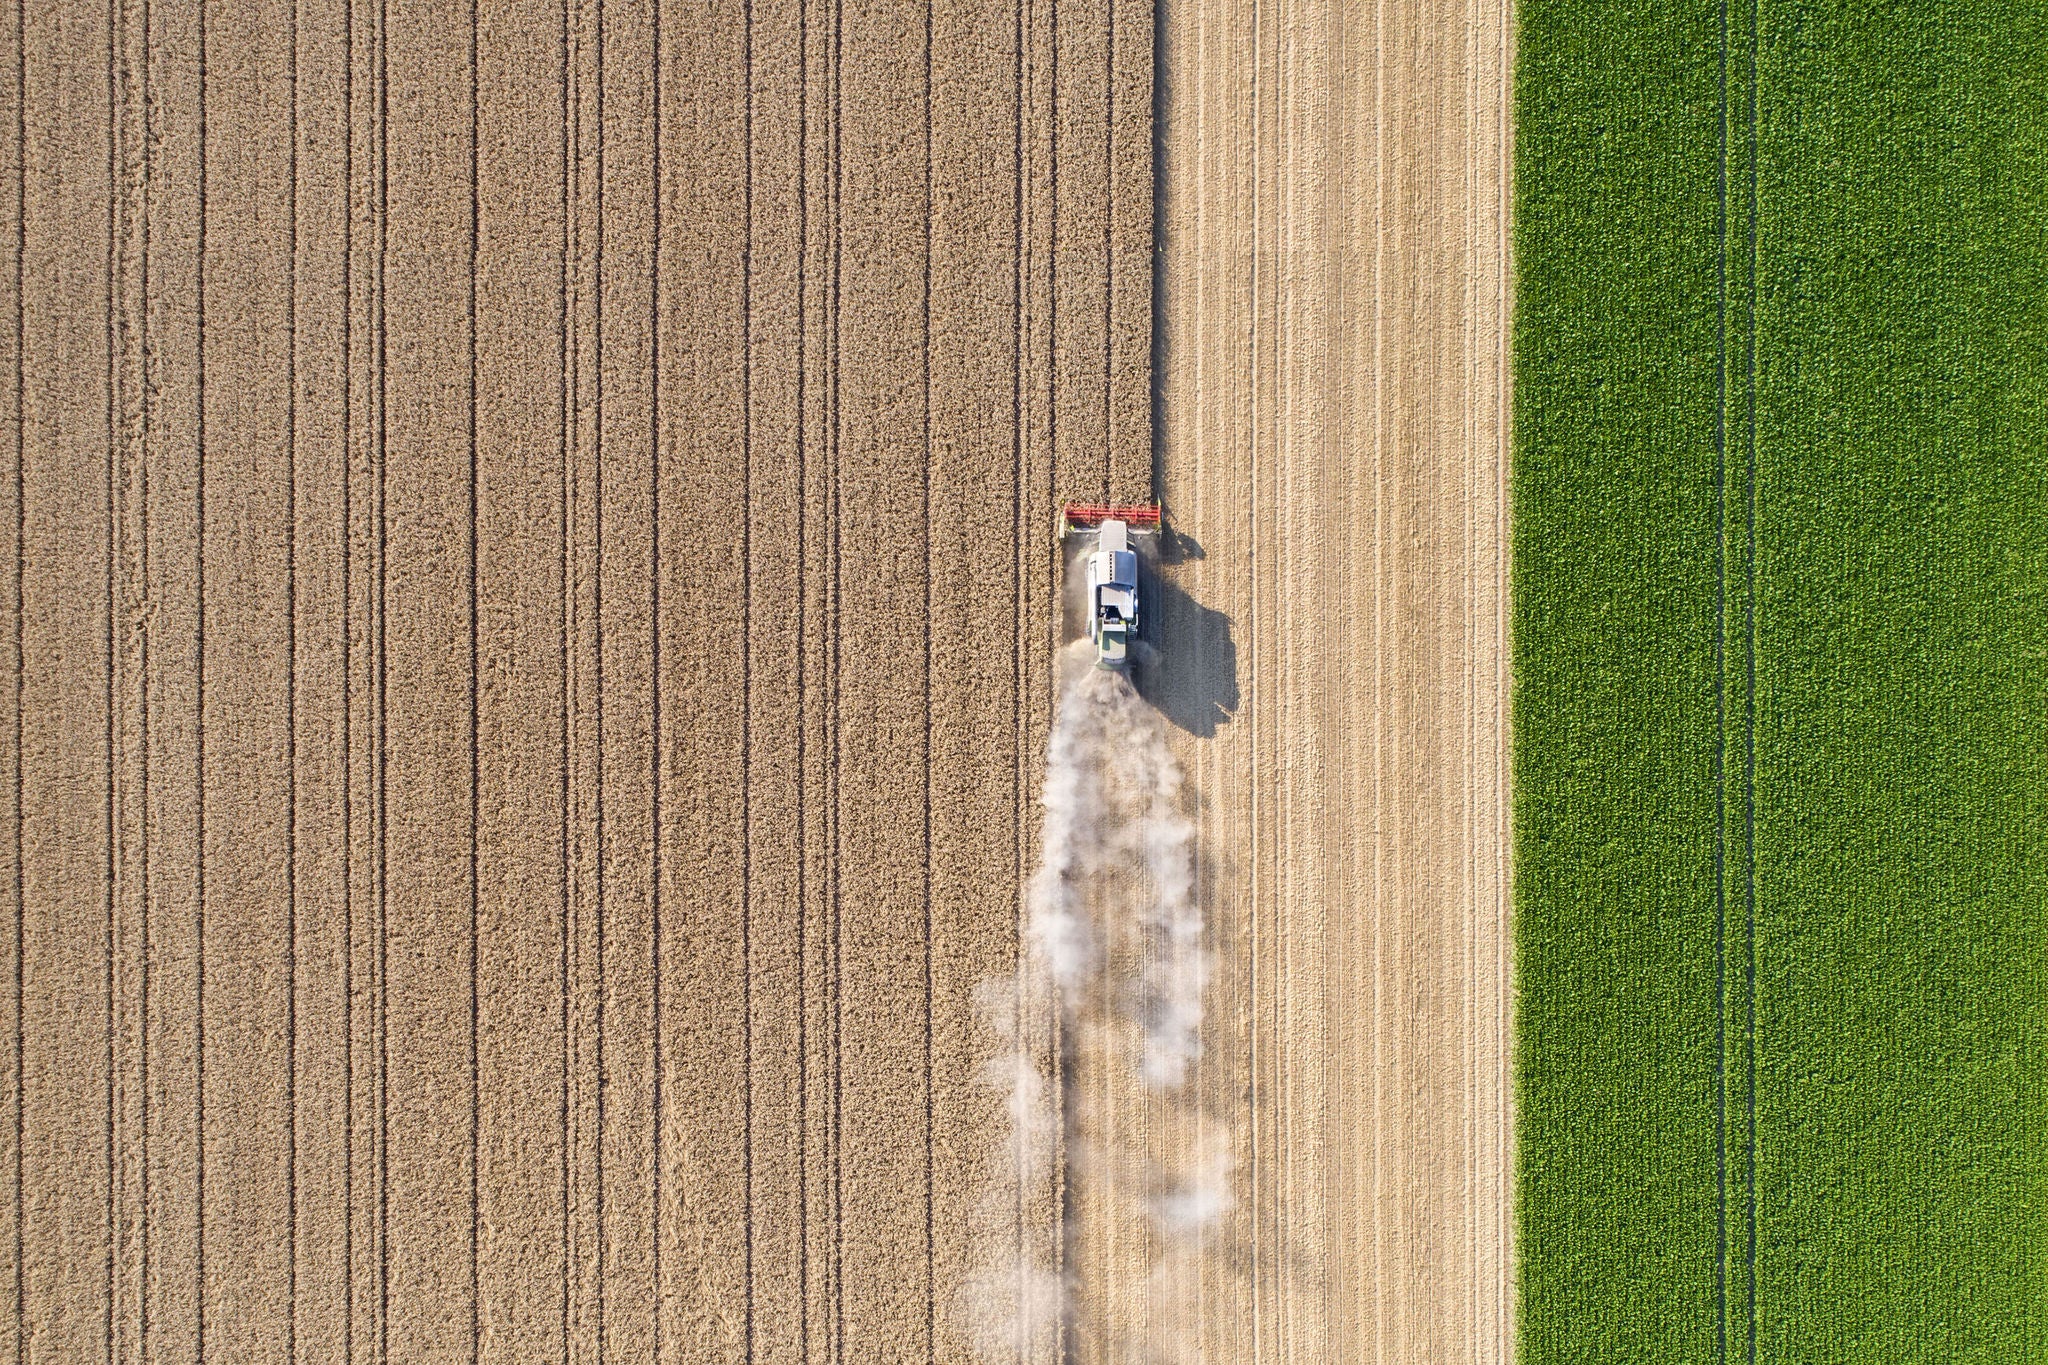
1059;502;1162;668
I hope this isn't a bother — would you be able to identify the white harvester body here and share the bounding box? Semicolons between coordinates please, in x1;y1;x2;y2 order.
1086;519;1140;667
1059;501;1160;669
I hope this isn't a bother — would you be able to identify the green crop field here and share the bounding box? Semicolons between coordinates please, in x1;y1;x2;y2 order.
1513;1;2048;1360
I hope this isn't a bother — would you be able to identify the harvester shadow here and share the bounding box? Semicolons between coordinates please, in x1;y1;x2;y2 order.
1137;562;1238;739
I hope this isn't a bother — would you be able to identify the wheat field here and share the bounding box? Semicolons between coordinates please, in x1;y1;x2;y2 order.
3;0;1508;1358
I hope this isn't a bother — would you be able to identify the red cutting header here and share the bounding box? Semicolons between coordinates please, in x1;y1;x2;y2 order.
1061;502;1162;527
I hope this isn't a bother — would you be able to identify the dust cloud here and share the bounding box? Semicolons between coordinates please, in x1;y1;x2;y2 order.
957;646;1231;1363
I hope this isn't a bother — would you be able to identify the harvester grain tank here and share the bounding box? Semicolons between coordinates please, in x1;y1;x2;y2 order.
1060;502;1162;668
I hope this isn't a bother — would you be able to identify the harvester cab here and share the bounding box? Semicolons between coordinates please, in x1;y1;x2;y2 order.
1060;502;1162;669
